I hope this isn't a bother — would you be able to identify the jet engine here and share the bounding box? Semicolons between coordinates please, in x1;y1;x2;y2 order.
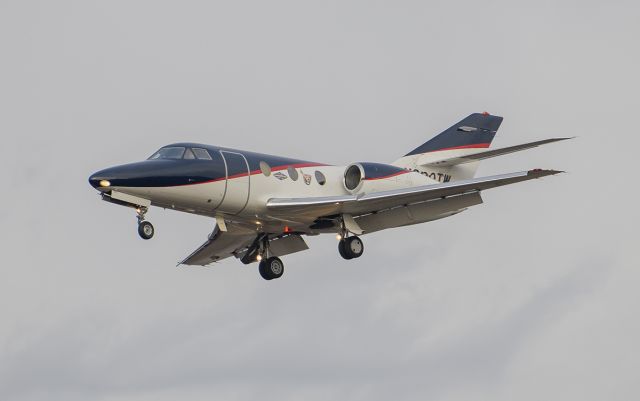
343;162;410;194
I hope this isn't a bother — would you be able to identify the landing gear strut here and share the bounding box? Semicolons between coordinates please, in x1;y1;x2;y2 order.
136;207;154;240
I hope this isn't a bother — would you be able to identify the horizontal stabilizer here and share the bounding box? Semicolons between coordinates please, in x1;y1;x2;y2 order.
420;137;572;167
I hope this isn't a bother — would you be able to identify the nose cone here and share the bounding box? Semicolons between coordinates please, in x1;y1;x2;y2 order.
88;163;143;190
89;167;118;190
88;161;173;190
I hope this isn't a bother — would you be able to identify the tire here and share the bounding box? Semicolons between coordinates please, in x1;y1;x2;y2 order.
264;257;284;280
258;260;272;280
344;236;364;258
338;240;353;260
138;221;154;240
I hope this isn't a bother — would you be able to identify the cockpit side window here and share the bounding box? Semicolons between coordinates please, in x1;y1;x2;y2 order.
192;148;213;160
183;148;196;159
148;147;186;160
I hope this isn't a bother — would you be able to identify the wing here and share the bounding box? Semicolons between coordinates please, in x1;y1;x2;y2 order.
266;169;562;220
420;138;572;167
179;222;310;266
179;223;258;266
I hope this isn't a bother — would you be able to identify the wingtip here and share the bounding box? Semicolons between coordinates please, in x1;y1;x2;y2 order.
549;137;574;142
528;168;565;177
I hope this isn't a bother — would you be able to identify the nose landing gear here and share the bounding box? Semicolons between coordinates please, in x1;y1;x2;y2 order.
136;207;154;240
138;221;155;240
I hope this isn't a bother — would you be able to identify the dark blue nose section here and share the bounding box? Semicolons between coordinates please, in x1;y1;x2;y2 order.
88;167;117;189
88;160;214;189
88;163;154;189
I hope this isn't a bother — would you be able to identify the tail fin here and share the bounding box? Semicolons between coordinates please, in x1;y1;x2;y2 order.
393;112;503;181
405;112;503;156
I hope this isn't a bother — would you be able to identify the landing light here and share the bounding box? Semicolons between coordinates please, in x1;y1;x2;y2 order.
99;180;111;187
336;234;342;241
257;255;263;261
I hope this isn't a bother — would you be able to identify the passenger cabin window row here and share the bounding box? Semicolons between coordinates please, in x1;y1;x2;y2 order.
148;147;213;161
260;161;326;186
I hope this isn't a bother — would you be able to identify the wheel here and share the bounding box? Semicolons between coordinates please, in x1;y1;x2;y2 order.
338;240;353;260
344;236;364;259
258;260;272;280
259;257;284;280
138;221;154;240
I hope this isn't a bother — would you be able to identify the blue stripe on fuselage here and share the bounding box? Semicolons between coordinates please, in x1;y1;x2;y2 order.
358;162;408;180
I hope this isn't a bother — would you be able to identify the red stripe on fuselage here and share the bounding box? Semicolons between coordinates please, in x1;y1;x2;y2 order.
424;143;490;153
363;170;410;181
180;162;327;186
271;162;325;172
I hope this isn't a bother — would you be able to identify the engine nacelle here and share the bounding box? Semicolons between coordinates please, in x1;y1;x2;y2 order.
343;162;410;194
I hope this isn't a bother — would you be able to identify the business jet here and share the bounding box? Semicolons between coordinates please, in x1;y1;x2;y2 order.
89;113;568;280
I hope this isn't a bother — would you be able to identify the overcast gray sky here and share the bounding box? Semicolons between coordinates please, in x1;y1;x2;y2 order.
1;0;639;400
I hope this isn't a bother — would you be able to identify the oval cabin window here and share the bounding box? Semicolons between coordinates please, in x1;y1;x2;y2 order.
287;166;299;181
315;170;326;185
260;161;271;176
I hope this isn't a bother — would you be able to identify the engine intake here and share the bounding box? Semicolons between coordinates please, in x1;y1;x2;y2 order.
343;162;408;193
344;164;364;191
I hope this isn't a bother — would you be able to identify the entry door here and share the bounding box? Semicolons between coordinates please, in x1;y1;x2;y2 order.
218;151;250;214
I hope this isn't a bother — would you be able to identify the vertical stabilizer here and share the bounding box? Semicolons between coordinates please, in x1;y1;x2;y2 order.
393;113;503;181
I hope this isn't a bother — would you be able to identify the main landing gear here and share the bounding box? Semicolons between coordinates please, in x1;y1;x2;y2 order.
259;256;284;280
136;207;154;240
338;235;364;260
253;235;285;281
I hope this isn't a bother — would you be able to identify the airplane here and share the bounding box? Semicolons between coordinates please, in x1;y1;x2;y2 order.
89;112;569;280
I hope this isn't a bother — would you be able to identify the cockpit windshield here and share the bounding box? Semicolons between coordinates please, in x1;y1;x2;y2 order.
148;146;214;160
148;147;186;160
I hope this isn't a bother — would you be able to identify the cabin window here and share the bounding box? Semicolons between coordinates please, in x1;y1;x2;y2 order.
192;148;212;160
260;161;271;176
183;148;196;159
315;170;326;185
287;166;299;181
148;147;185;160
